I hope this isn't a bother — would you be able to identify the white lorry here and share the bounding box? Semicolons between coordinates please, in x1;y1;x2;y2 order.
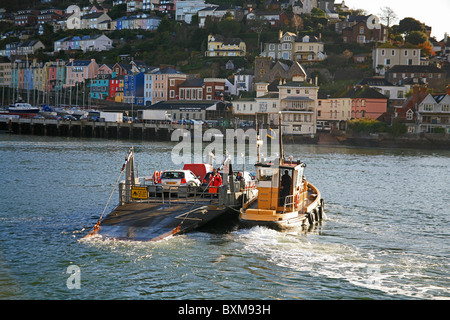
100;112;123;123
139;110;172;123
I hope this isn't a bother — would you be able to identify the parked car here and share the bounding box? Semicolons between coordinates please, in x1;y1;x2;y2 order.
160;170;201;189
63;115;77;121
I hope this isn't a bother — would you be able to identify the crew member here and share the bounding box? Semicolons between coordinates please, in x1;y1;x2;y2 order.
280;170;291;205
209;168;223;194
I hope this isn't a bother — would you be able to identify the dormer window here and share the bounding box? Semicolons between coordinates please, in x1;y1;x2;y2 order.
406;109;413;120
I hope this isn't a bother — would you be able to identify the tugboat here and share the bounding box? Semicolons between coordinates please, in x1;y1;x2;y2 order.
239;116;325;230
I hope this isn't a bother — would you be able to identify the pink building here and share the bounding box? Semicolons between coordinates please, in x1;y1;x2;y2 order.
65;59;99;87
341;86;388;120
151;67;186;103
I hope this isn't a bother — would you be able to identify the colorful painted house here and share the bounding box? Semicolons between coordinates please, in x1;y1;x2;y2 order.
90;73;111;100
339;86;388;120
151;67;187;103
123;72;145;105
109;75;123;101
65;59;99;87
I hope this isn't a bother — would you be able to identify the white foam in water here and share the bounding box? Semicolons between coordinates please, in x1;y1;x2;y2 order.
233;226;450;299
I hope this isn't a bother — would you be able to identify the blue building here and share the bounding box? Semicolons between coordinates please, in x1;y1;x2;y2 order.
123;72;145;105
90;74;111;100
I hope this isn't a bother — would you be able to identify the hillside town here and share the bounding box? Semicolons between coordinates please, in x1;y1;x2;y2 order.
1;0;450;141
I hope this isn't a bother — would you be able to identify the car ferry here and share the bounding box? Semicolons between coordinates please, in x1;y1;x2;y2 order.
239;118;325;230
84;147;258;241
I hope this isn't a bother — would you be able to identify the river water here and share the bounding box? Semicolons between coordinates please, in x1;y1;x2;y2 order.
0;134;449;300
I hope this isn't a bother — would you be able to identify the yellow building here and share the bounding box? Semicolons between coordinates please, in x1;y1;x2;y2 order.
205;34;246;57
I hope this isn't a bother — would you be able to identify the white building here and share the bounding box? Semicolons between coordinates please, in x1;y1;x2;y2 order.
175;0;214;24
372;45;421;76
232;76;319;135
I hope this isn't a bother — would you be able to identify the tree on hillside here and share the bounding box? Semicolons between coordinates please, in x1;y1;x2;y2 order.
405;30;428;45
398;17;427;35
379;7;398;40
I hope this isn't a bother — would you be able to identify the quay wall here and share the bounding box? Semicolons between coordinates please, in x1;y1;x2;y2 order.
2;118;449;149
0;118;175;141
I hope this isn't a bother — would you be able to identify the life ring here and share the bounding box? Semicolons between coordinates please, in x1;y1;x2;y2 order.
295;193;300;206
153;171;161;184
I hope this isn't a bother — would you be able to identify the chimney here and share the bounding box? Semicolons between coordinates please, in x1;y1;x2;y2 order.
446;85;450;96
420;85;428;94
413;84;420;102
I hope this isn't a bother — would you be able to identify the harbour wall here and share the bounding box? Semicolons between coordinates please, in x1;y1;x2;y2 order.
1;118;449;149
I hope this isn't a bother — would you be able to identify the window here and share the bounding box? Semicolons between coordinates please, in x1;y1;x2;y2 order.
423;104;434;111
406;110;413;120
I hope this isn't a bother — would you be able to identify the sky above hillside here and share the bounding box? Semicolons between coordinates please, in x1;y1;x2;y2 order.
343;0;449;40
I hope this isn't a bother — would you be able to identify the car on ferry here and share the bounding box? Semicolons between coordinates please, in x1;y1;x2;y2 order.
159;170;201;189
202;170;255;187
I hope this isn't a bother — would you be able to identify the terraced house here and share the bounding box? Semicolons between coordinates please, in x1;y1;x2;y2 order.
65;59;99;87
54;35;113;53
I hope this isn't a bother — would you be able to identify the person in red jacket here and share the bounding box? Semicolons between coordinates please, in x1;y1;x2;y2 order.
209;168;223;194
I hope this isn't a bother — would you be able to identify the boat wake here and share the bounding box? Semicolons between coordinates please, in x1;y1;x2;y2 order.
232;226;450;299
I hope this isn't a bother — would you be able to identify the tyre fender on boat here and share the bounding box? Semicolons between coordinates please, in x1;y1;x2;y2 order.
313;208;319;221
319;199;324;220
307;211;314;225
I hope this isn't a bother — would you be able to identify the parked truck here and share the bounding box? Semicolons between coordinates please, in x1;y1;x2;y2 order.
100;112;123;123
139;110;172;123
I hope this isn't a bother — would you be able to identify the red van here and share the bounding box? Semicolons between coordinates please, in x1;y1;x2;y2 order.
182;163;214;181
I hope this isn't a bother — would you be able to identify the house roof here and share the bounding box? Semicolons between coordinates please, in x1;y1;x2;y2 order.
67;60;93;67
146;100;223;110
279;81;316;88
155;67;185;75
210;35;243;45
338;86;388;99
387;65;444;74
81;12;106;20
179;78;205;88
431;94;447;103
357;78;394;87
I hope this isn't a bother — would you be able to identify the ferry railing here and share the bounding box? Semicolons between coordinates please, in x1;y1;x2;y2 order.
283;195;295;213
118;182;222;207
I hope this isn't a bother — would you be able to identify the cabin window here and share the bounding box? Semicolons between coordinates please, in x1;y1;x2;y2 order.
259;168;274;181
